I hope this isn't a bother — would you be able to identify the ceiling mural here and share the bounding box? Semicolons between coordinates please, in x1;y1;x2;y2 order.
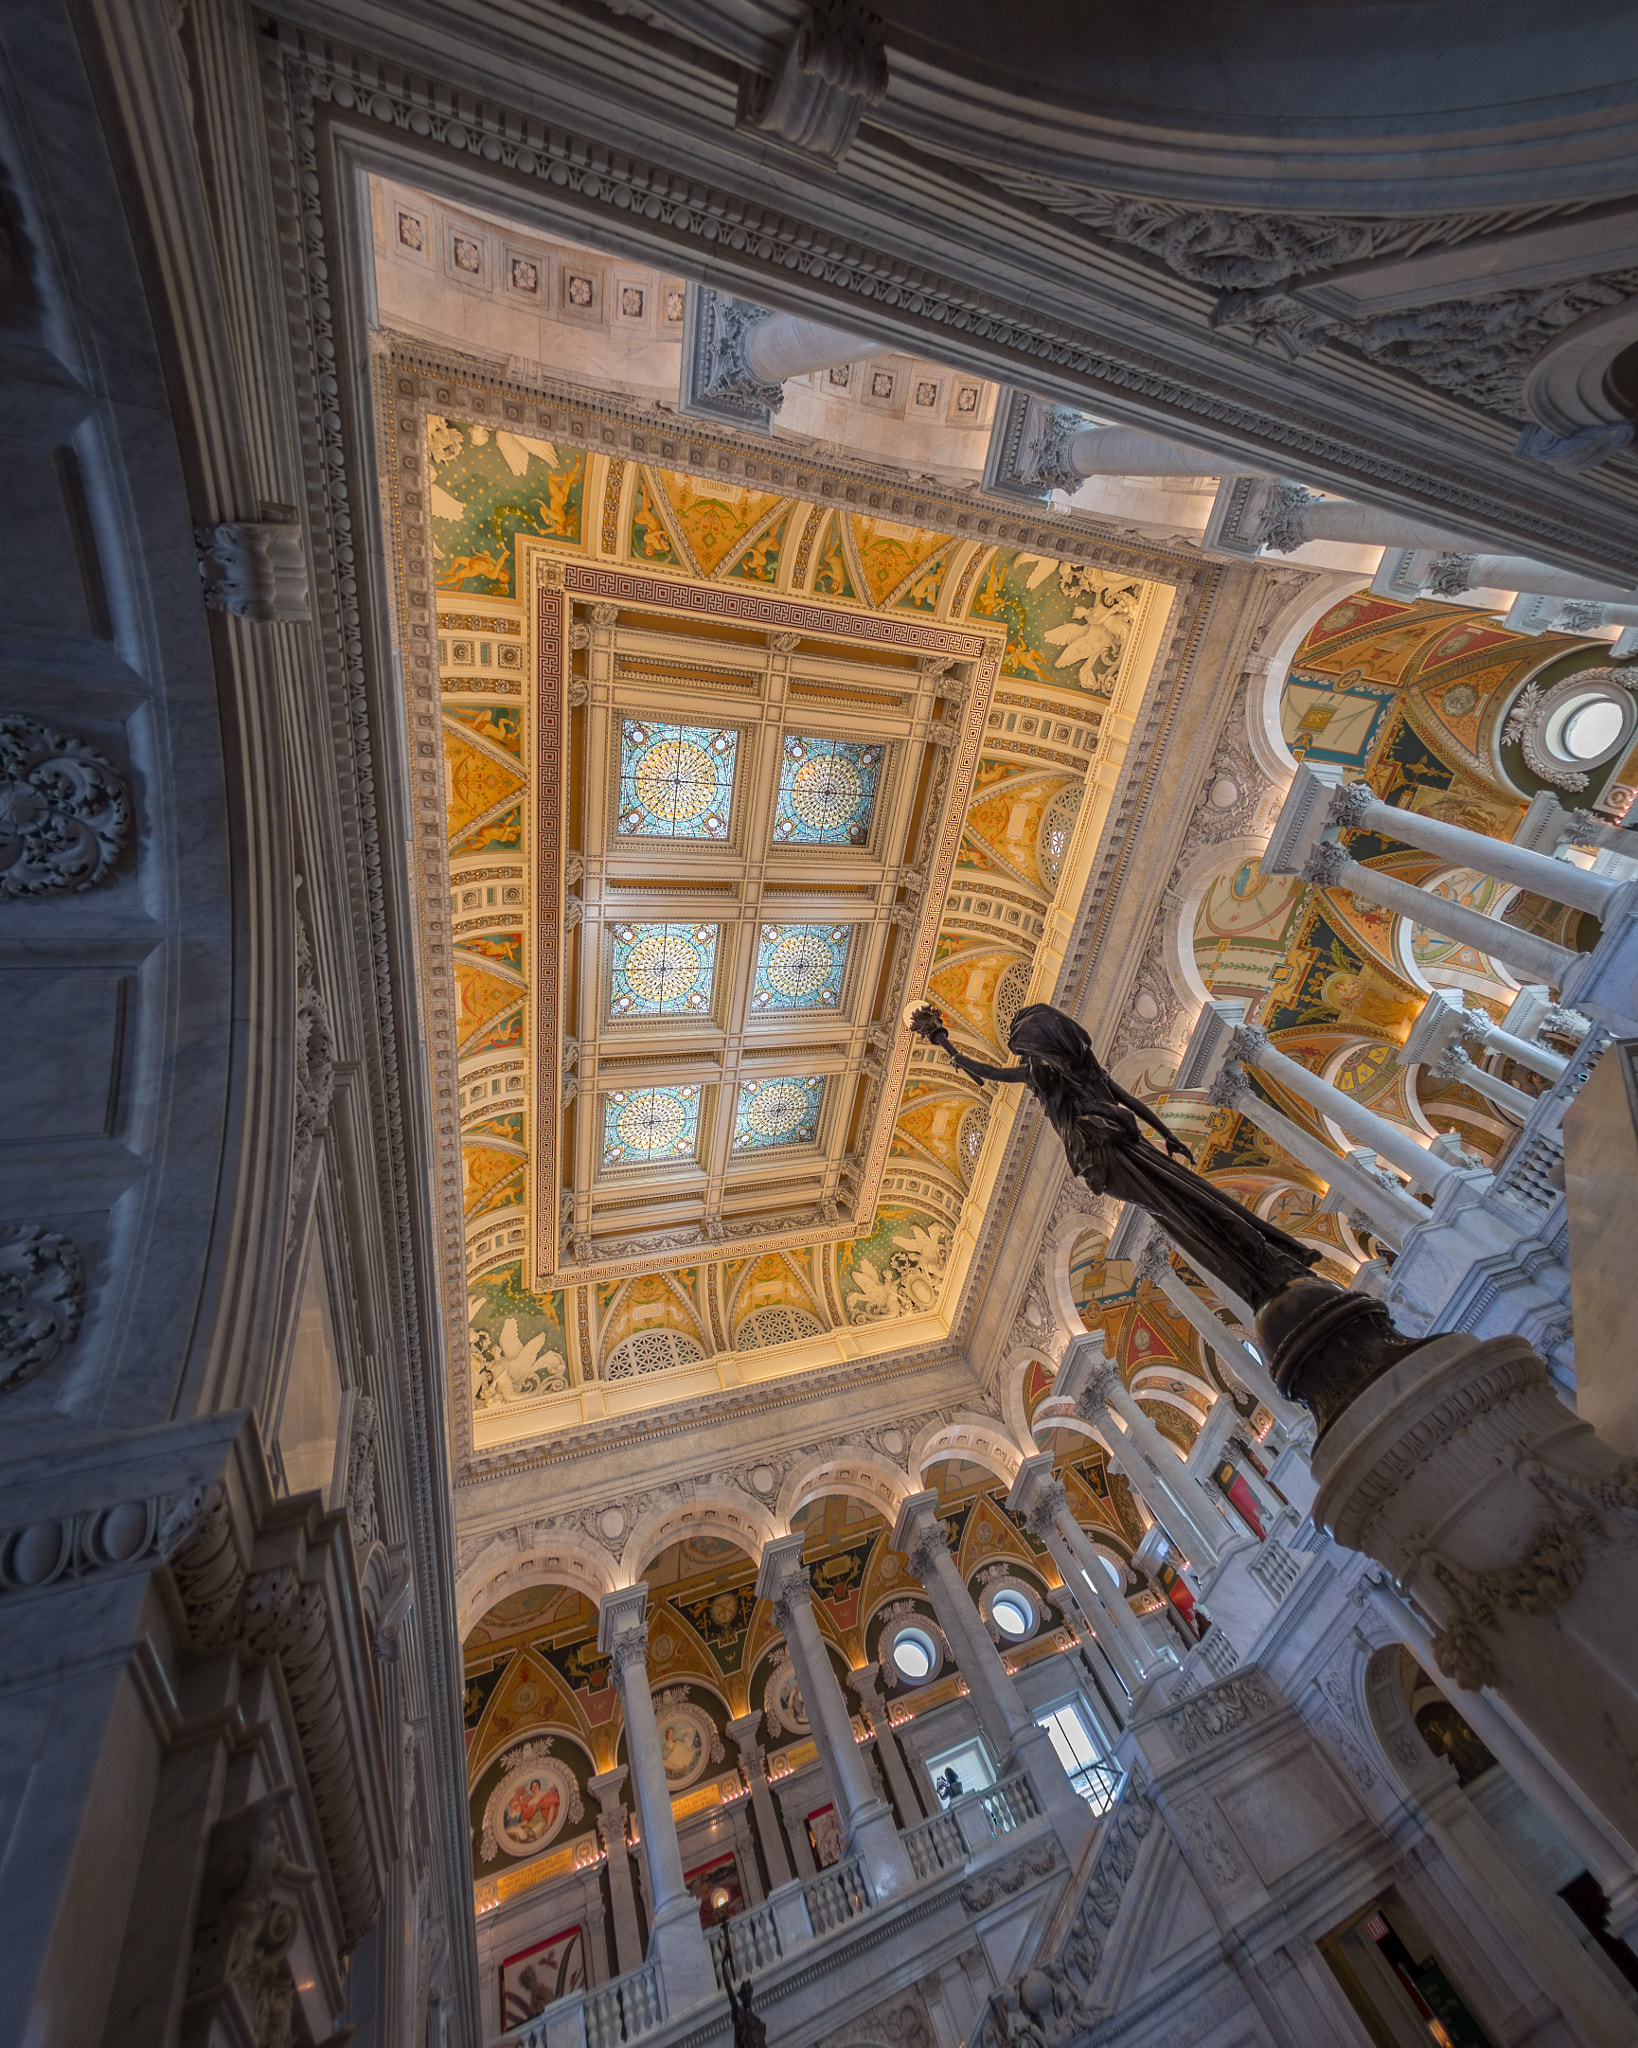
380;358;1171;1448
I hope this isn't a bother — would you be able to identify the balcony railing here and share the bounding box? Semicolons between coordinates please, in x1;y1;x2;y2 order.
802;1854;871;1936
707;1896;784;1986
903;1807;967;1879
976;1770;1041;1837
504;1957;665;2048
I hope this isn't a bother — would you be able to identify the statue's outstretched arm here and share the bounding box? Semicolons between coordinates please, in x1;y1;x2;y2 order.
1108;1078;1195;1161
906;1005;1029;1087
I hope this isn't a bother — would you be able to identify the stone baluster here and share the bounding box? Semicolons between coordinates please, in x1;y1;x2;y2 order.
890;1492;1093;1853
846;1664;927;1824
1007;1454;1177;1702
1078;1357;1234;1571
1206;1065;1427;1247
725;1713;793;1890
757;1535;914;1900
588;1768;645;1976
597;1588;716;2009
1133;1237;1301;1424
1229;1024;1455;1196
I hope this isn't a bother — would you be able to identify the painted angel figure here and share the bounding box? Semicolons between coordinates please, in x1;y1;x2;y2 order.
906;1000;1318;1313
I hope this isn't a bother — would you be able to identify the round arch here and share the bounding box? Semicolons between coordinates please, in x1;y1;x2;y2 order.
622;1491;780;1583
776;1446;913;1530
1248;572;1373;787
457;1530;619;1640
912;1417;1026;1489
1000;1345;1059;1450
1163;831;1286;1017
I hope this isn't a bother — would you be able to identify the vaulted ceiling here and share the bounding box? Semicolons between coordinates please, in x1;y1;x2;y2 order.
377;321;1172;1451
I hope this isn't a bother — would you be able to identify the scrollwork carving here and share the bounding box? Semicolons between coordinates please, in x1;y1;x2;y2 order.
0;715;129;898
0;1224;85;1393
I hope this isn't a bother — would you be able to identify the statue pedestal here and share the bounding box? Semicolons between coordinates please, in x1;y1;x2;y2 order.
1313;1333;1638;1860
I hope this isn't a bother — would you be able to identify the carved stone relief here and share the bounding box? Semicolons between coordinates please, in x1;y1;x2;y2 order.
0;1224;85;1393
0;714;130;898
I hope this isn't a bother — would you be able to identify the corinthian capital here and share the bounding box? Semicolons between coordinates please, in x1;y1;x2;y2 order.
1133;1238;1174;1289
1022;1480;1067;1543
605;1622;651;1695
907;1528;950;1582
1302;840;1354;889
1205;1064;1248;1112
1227;1024;1269;1066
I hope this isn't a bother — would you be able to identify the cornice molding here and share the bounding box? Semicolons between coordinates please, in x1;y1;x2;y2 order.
276;15;1637;576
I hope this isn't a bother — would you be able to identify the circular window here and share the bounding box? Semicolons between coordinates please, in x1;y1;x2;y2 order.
1503;667;1636;788
1552;694;1627;762
889;1627;938;1683
990;1589;1034;1638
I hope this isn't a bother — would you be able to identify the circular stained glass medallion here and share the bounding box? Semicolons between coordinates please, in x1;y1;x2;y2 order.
764;929;838;998
634;738;720;825
624;929;704;1006
616;1090;687;1153
791;751;863;832
744;1080;815;1138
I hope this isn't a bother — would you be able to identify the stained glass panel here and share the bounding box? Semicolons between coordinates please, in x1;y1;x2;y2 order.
771;735;882;846
602;1086;703;1168
608;922;720;1019
617;720;738;839
731;1075;826;1153
750;923;853;1012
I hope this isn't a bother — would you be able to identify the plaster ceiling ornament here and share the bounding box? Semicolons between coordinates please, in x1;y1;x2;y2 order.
845;1222;950;1322
0;1225;85;1394
0;715;130;899
194;517;312;622
479;1743;582;1863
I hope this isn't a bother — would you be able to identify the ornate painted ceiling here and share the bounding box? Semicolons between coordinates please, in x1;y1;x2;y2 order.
378;353;1172;1451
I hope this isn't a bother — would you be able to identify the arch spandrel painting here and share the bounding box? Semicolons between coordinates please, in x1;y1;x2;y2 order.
379;353;1176;1447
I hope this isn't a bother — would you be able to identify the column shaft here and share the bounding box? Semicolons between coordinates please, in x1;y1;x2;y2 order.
1349;791;1621;920
1250;1038;1450;1190
1055;1514;1172;1694
1219;1077;1424;1244
1435;1046;1536;1118
1330;856;1578;987
1148;1255;1290;1416
1067;425;1264;477
759;1540;913;1898
725;1716;792;1890
1100;1379;1229;1569
1298;500;1480;550
599;1596;715;2007
588;1770;644;1976
1482;1022;1567;1081
742;313;873;383
849;1667;926;1824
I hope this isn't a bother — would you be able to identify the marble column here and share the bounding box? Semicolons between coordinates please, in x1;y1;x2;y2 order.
740;312;873;384
1253;485;1481;554
1229;1024;1454;1195
1312;1333;1638;1869
1006;1455;1177;1703
1402;985;1569;1086
1064;424;1271;478
597;1588;715;2009
1323;778;1627;922
1081;1361;1233;1571
588;1768;644;1977
1134;1237;1299;1422
846;1665;927;1824
1414;549;1638;607
1429;1042;1537;1119
756;1536;914;1900
1304;841;1580;987
725;1714;793;1891
1206;1065;1427;1246
890;1493;1094;1854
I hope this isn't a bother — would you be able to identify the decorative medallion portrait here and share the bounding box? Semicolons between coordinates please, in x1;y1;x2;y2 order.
765;1659;809;1736
481;1742;582;1862
652;1694;718;1789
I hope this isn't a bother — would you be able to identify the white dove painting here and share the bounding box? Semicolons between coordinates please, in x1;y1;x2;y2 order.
469;1285;570;1405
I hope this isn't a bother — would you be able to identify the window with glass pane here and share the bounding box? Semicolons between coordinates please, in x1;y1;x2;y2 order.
1037;1702;1121;1813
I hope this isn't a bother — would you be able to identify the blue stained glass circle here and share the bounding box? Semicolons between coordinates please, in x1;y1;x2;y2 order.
791;752;862;831
765;929;836;997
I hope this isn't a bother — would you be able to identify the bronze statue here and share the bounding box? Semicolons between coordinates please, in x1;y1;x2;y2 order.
726;1966;767;2048
907;1000;1411;1428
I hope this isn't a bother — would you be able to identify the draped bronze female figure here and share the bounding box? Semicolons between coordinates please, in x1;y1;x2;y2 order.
907;999;1410;1427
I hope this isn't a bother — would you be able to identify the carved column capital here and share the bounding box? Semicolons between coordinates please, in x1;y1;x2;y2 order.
1302;840;1354;889
606;1623;651;1697
1133;1238;1175;1289
1205;1064;1249;1112
1227;1024;1270;1066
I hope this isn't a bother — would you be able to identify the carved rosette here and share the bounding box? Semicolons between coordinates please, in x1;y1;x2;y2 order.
0;715;130;898
0;1224;85;1393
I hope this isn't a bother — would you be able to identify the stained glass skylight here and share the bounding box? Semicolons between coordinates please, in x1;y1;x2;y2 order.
609;922;719;1019
602;1086;703;1168
750;923;853;1012
617;719;738;839
772;735;882;846
732;1075;825;1153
